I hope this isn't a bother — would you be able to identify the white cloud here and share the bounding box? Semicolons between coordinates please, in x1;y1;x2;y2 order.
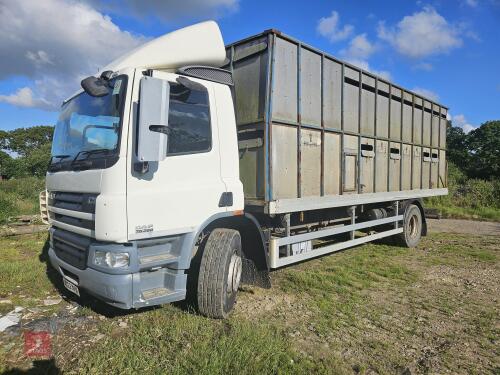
340;34;390;80
0;87;53;110
465;0;478;7
452;114;476;133
341;34;377;60
412;87;440;102
0;0;145;110
25;51;54;67
377;7;463;59
317;11;354;42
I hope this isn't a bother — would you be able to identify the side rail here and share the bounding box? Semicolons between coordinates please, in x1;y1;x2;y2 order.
269;202;403;268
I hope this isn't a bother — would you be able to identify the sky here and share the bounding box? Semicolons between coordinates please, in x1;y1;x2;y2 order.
0;0;499;133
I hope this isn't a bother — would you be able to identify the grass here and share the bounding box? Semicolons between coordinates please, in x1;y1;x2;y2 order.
0;231;498;374
425;202;500;221
0;232;58;313
75;311;304;375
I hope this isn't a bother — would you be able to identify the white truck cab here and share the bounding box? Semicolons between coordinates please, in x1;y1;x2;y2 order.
47;22;248;316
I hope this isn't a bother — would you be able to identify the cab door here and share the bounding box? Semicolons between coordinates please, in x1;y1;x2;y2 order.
127;72;226;240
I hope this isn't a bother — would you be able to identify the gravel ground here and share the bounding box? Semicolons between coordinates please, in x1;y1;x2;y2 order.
427;218;500;236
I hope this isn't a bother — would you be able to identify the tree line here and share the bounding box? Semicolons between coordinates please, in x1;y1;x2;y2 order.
446;120;499;180
0;126;53;178
0;121;498;180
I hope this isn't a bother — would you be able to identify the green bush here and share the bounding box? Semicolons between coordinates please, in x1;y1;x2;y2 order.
0;177;45;224
426;163;500;220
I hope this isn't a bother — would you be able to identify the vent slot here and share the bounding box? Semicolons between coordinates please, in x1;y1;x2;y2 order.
177;65;233;86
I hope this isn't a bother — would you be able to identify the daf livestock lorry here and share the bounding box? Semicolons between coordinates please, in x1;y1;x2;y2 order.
43;21;448;318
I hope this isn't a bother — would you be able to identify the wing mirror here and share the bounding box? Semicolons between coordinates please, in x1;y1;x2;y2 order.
137;77;170;165
81;76;109;97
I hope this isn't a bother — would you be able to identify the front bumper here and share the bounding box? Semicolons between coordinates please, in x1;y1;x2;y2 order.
49;247;136;308
48;229;192;309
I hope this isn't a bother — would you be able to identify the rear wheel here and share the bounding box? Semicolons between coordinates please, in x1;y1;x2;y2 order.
394;204;422;248
197;228;242;318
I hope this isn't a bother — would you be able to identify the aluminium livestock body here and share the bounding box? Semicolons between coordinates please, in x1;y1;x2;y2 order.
226;30;447;208
224;29;448;268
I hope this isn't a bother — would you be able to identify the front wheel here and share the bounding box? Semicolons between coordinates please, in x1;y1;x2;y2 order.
394;204;423;248
197;228;242;318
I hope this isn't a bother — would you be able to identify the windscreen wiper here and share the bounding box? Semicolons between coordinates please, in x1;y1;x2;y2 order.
48;154;71;171
71;149;112;169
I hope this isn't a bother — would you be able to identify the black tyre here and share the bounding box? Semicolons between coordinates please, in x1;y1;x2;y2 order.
394;204;423;248
197;228;242;318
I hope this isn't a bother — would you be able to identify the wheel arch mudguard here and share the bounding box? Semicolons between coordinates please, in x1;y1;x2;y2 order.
179;212;271;289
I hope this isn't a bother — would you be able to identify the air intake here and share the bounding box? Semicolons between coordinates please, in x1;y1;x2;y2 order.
177;65;233;86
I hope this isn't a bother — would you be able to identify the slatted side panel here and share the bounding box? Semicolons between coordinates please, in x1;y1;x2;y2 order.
227;31;448;204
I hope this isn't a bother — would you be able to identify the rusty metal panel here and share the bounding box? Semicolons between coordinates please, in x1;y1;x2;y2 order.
422;147;431;189
376;82;389;138
300;129;321;196
271;124;297;199
412;146;422;189
271;37;297;123
231;36;269;125
324;132;341;195
440;117;447;149
401;144;412;190
423;101;432;146
360;138;375;193
439;150;447;187
389;142;401;191
375;140;388;192
402;92;412;142
360;74;375;136
300;48;321;126
343;135;358;193
323;59;342;130
430;149;439;188
390;88;401;140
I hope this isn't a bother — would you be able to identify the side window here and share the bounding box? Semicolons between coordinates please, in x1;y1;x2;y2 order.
167;83;211;155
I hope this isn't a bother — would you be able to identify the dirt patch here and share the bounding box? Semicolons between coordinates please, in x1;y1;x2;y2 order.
0;224;48;237
428;218;500;236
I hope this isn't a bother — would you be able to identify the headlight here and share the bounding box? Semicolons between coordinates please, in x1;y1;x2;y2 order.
94;251;130;268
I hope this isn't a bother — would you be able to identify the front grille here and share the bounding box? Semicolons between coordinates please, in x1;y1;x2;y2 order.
48;192;97;214
52;228;91;270
48;191;98;233
49;212;95;230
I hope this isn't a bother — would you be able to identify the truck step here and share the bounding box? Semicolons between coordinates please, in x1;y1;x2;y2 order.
142;287;173;300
